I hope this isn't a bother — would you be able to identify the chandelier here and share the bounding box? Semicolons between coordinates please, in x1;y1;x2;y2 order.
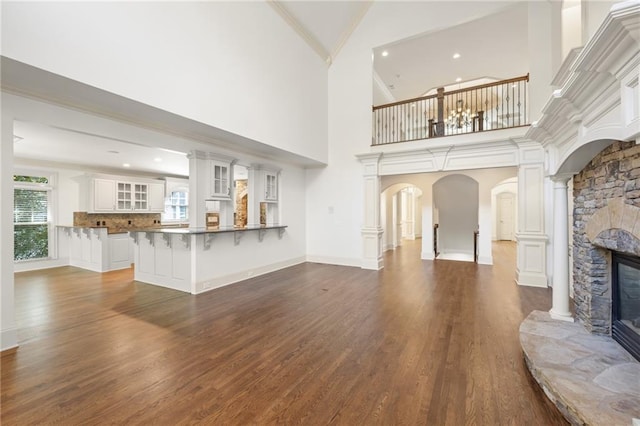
446;98;473;130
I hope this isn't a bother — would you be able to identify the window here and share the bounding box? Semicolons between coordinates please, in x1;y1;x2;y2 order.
14;174;53;261
164;190;188;221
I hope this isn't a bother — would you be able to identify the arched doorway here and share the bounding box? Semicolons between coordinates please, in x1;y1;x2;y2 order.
433;174;479;262
380;184;422;252
491;177;518;242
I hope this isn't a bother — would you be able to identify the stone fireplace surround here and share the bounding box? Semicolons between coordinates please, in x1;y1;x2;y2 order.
573;141;640;335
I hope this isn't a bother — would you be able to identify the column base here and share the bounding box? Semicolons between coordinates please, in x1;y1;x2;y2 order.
549;309;575;322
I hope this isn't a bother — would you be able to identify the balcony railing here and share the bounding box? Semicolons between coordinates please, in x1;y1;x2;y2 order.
372;74;529;146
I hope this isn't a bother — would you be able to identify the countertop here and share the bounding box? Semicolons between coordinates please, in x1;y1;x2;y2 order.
128;225;288;235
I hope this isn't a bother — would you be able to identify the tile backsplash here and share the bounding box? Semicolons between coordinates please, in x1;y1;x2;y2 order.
74;212;161;233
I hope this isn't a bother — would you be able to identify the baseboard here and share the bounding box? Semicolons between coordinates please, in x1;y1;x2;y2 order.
305;255;361;268
1;327;18;352
14;257;69;273
361;257;383;270
516;270;549;287
196;256;307;294
421;251;435;260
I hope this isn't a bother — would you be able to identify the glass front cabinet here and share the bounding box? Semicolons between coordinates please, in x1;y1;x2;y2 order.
264;171;278;202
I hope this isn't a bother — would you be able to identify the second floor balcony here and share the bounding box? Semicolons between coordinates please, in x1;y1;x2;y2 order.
372;74;529;146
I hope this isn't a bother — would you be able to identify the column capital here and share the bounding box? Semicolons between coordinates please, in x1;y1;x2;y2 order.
550;173;573;184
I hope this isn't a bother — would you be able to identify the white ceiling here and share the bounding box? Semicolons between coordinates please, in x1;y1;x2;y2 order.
7;2;530;176
373;3;529;104
13;121;190;177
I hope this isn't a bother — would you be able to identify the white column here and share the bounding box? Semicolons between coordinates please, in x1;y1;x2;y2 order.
356;153;383;270
550;176;574;322
1;111;18;351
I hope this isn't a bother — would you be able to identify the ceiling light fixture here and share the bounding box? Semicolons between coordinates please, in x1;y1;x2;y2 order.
122;163;131;168
456;77;462;83
153;157;162;162
453;53;461;59
381;50;389;57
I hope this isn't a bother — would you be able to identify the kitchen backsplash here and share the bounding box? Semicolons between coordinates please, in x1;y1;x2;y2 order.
74;212;162;233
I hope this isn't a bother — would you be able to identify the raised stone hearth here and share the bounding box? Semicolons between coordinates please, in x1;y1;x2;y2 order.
520;311;640;425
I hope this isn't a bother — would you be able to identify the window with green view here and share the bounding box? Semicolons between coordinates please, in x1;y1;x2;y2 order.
14;174;51;261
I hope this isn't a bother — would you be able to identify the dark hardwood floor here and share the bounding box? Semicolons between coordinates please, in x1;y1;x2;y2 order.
1;240;567;425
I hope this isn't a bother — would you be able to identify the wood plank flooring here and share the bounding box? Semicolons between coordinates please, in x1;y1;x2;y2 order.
1;240;567;425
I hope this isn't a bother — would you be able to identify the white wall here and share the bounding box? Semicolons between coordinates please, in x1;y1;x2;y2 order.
562;3;583;59
1;1;328;164
433;175;479;256
306;1;558;264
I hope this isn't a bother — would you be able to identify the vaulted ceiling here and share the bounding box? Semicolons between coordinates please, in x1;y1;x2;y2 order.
9;1;529;174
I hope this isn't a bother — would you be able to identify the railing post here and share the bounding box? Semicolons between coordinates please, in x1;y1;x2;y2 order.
436;88;445;137
477;110;484;132
428;119;434;138
433;223;439;258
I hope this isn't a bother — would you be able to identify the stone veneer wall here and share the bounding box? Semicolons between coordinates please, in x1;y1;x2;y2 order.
573;141;640;335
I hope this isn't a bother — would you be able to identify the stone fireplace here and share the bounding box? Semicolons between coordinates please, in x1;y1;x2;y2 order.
573;141;640;357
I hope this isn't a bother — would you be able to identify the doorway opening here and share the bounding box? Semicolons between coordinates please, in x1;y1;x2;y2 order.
433;174;479;262
380;184;423;252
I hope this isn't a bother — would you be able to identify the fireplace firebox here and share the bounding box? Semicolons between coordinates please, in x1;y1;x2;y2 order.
612;251;640;362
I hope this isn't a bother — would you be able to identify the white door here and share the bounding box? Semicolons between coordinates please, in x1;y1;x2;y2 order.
497;193;515;241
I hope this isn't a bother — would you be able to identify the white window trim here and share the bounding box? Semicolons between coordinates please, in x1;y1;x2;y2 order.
13;169;58;263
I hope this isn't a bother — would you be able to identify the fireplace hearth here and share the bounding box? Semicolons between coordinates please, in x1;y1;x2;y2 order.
612;251;640;362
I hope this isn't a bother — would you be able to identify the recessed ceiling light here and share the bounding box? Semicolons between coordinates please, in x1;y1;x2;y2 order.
381;50;389;57
456;77;462;83
453;53;461;59
153;157;162;162
122;163;130;168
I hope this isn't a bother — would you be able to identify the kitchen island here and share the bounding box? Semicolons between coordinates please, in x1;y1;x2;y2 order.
58;225;132;272
129;225;290;294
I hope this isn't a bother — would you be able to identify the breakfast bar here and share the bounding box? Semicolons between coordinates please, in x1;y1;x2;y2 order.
130;225;288;294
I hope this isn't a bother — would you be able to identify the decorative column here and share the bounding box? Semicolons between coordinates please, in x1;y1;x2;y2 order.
1;111;17;351
356;153;384;270
550;175;574;322
515;141;549;287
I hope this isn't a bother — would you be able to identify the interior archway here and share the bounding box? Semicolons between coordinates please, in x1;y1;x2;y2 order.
491;177;518;242
380;183;423;252
433;174;479;262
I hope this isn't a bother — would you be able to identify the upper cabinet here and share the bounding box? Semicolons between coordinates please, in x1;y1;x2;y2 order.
264;171;278;202
93;178;116;212
78;174;165;214
210;160;231;199
148;183;166;212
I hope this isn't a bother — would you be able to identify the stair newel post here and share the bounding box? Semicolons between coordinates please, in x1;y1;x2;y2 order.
436;87;445;137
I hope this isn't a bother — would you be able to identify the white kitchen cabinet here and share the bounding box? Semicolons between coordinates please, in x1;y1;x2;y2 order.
76;174;167;214
133;183;148;211
264;171;278;202
116;181;133;211
148;182;165;212
210;160;231;199
108;233;132;270
93;178;116;212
